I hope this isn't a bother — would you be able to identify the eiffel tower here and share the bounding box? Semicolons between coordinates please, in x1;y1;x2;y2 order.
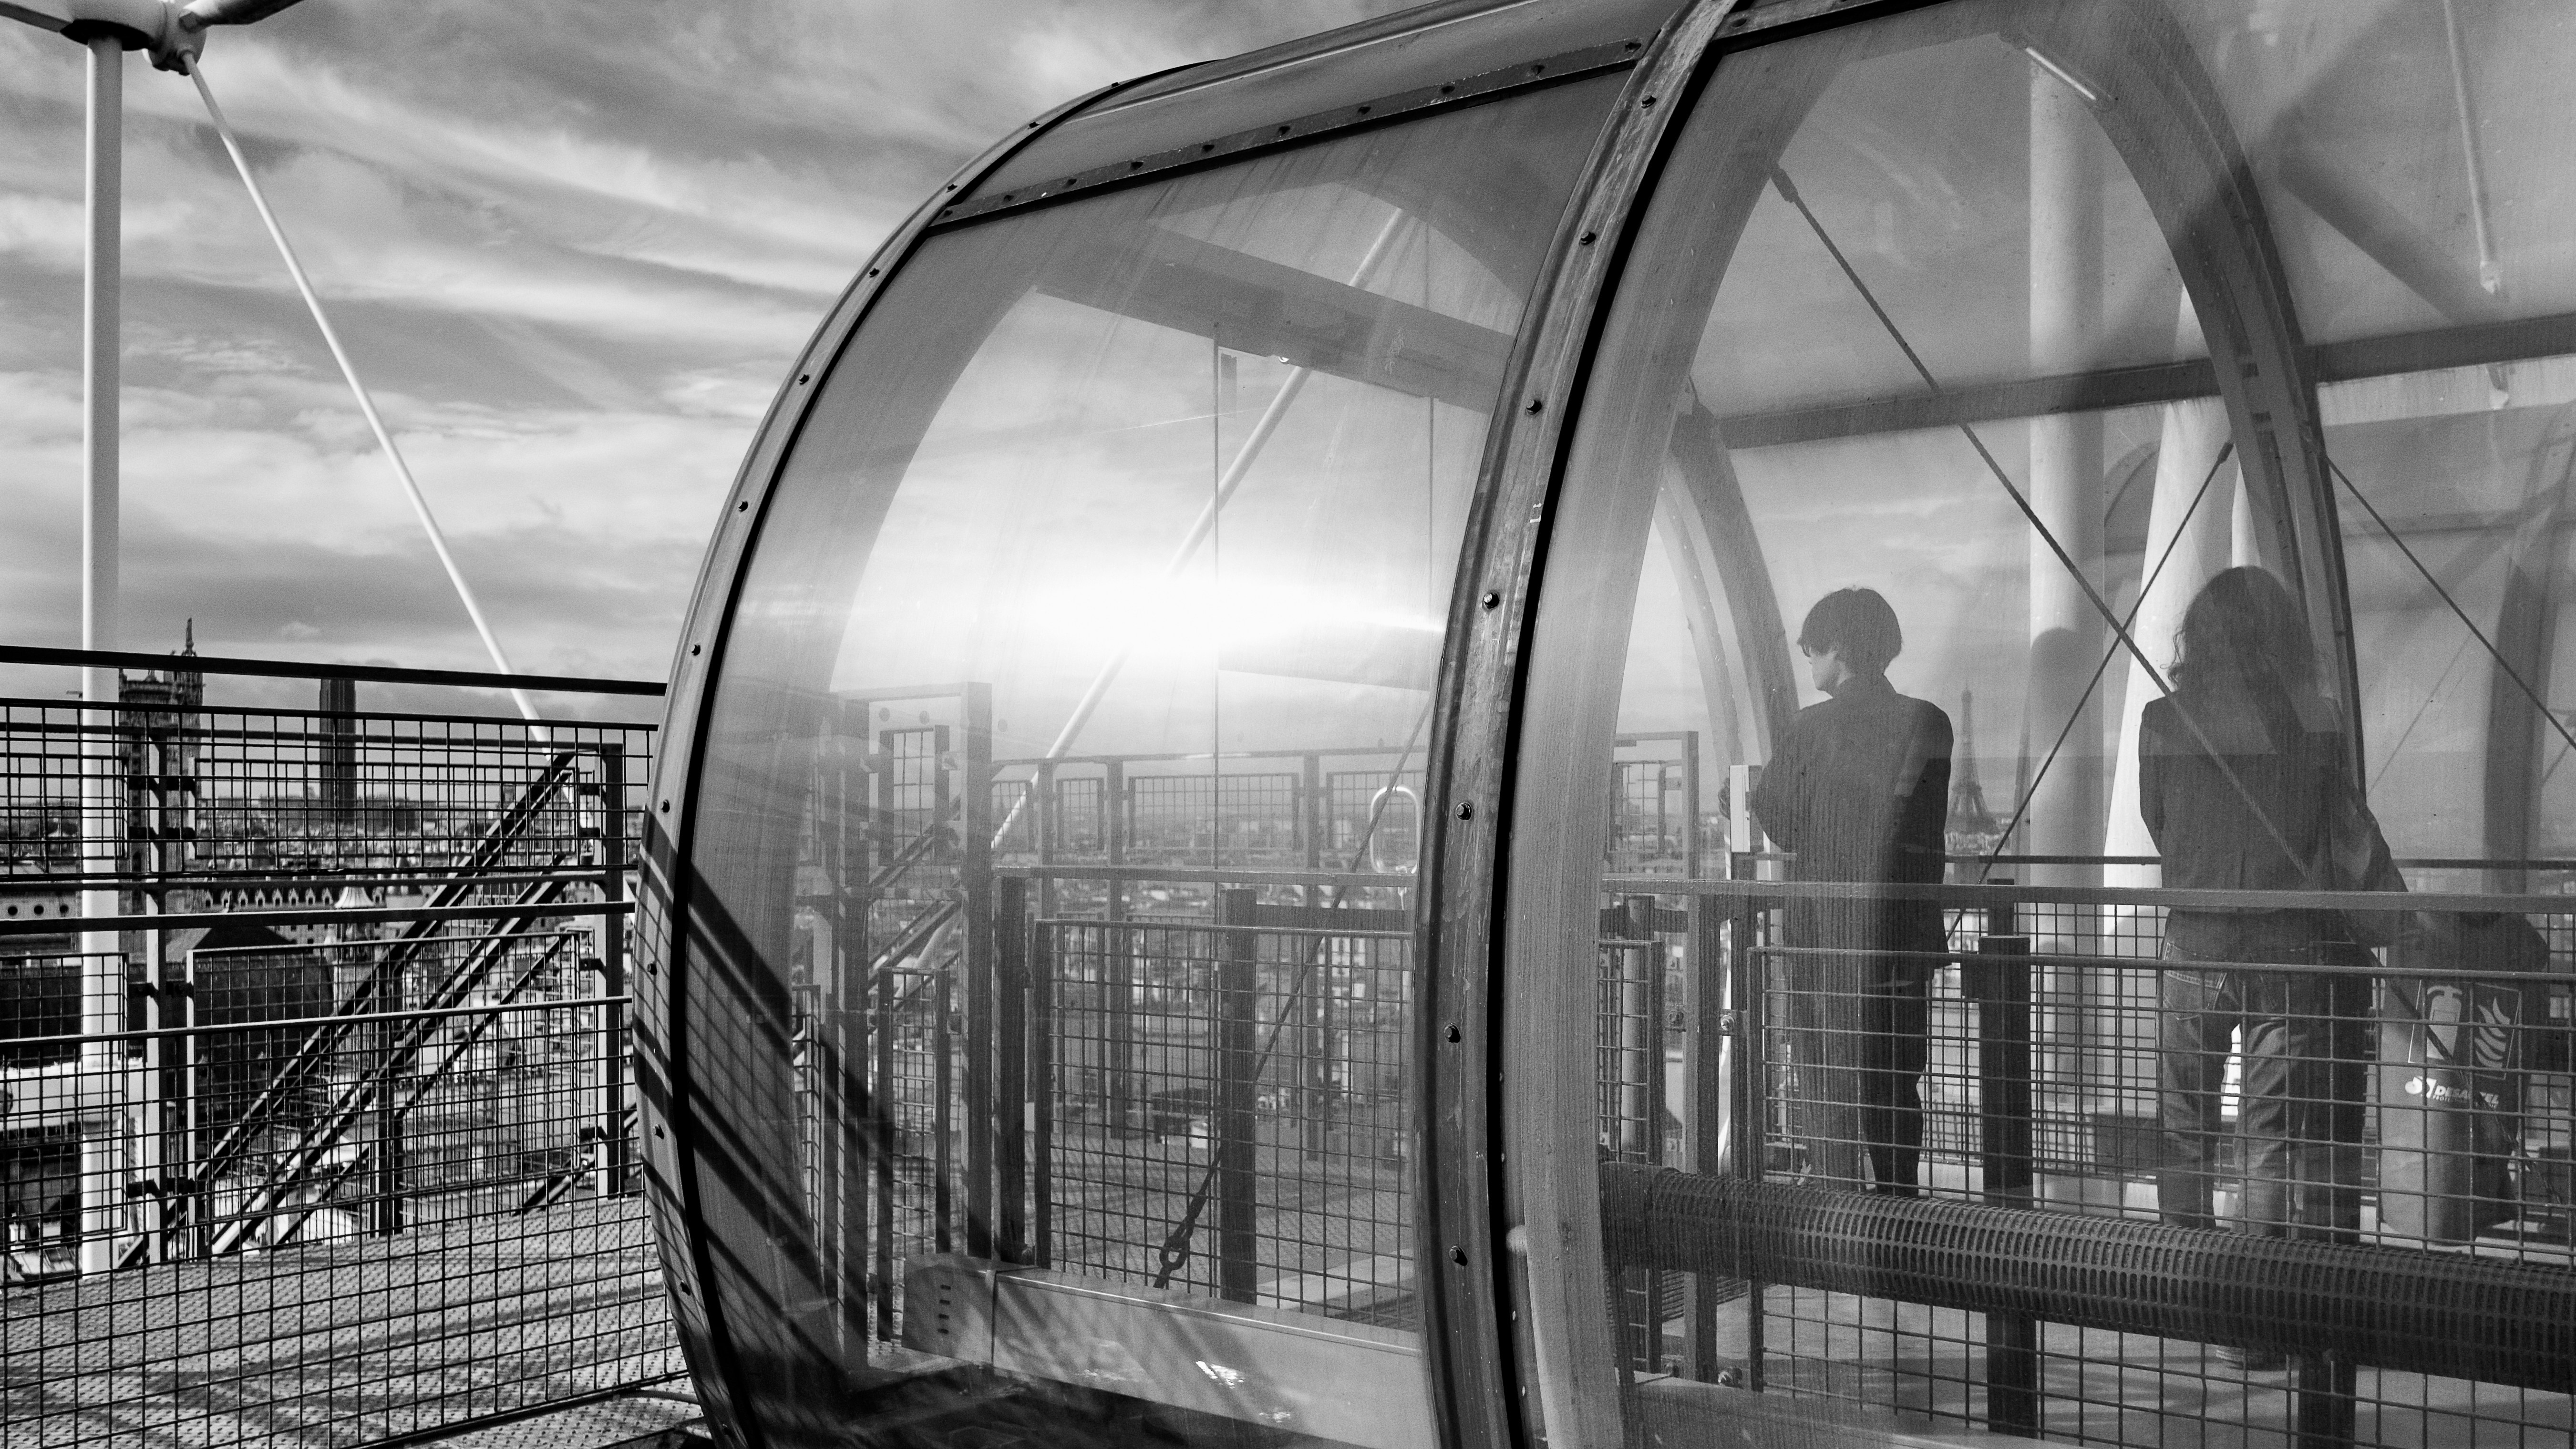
1948;689;1997;841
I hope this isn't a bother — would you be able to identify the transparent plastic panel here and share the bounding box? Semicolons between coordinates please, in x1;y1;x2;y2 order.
674;75;1621;1449
2169;0;2576;885
2171;0;2576;343
1503;4;2574;1448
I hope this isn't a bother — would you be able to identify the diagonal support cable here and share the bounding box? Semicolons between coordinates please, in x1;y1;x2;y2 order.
1772;165;2307;866
210;871;581;1255
188;61;537;723
2327;456;2576;769
244;925;584;1251
1770;168;2168;699
1978;442;2231;879
194;751;581;1193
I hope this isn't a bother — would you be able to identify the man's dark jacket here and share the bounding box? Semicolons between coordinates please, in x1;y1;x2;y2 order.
1750;674;1953;986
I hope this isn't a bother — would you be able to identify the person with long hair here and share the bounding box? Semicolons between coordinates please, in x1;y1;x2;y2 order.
1751;587;1951;1195
2139;566;2344;1339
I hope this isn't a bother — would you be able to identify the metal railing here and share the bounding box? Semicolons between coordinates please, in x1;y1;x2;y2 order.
0;648;676;1448
1603;868;2576;1449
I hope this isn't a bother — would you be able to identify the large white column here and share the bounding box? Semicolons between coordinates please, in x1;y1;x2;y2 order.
2105;310;2238;892
77;34;124;1278
2022;67;2106;897
2022;63;2115;1204
2231;471;2264;570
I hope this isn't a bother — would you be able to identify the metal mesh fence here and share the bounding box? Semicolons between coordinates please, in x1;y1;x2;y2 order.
0;921;674;1447
1036;894;1413;1325
0;685;672;1447
1618;873;2576;1448
0;693;652;893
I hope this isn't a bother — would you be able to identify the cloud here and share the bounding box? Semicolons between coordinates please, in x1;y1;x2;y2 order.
0;0;1422;696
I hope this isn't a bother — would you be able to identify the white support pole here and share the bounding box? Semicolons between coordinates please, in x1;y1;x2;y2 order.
2106;308;2236;893
187;62;540;723
2022;64;2106;897
2025;61;2115;1210
78;32;124;1279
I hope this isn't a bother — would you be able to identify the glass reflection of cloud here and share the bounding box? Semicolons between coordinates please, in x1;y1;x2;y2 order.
1041;575;1439;678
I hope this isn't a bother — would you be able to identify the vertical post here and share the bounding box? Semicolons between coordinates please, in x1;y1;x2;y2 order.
319;677;358;819
1623;893;1663;1370
1684;898;1728;1379
1105;760;1135;1138
1680;732;1703;880
1301;754;1323;872
371;925;405;1236
873;953;896;1339
1731;888;1768;1390
2026;60;2111;1218
2293;948;2367;1449
2022;62;2108;891
590;743;629;1199
1030;914;1054;1268
1618;896;1656;1158
125;727;171;1266
934;966;954;1255
75;33;124;1281
1300;753;1328;1161
135;856;165;1264
180;944;205;1261
2293;1357;2359;1449
995;875;1029;1263
834;699;868;1337
1303;935;1329;1162
961;685;994;1258
1216;889;1261;1303
1034;760;1057;918
1969;893;2038;1433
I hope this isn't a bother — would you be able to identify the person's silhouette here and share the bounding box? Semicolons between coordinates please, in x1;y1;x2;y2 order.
1750;588;1952;1194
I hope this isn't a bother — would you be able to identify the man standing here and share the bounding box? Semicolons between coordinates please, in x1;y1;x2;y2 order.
1751;588;1953;1195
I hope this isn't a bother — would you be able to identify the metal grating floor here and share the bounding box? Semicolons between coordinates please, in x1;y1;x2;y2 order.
2;1198;680;1448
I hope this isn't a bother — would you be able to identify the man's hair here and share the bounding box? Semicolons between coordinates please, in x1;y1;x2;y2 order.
1798;587;1903;676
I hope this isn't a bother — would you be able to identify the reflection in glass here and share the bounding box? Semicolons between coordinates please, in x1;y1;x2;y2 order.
674;75;1620;1447
1507;3;2575;1446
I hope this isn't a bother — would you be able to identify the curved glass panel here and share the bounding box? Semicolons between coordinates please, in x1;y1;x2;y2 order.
1507;2;2571;1447
673;76;1619;1448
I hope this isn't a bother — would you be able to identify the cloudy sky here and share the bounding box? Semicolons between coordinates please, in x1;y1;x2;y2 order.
0;0;1406;709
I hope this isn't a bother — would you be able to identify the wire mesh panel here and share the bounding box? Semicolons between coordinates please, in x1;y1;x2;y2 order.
0;694;654;893
0;684;673;1448
1694;882;2576;1449
1034;893;1414;1326
0;927;674;1447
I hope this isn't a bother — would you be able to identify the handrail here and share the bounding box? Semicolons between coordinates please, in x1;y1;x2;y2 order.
995;863;1415;888
1600;1164;2576;1393
1601;874;2571;915
0;993;628;1051
1749;942;2576;983
0;869;618;894
0;641;665;696
0;696;658;733
0;898;626;939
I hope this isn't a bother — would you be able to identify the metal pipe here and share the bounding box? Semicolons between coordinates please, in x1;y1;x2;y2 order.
77;32;123;1279
185;62;539;723
2023;61;2105;892
2438;0;2502;297
1600;1163;2576;1394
